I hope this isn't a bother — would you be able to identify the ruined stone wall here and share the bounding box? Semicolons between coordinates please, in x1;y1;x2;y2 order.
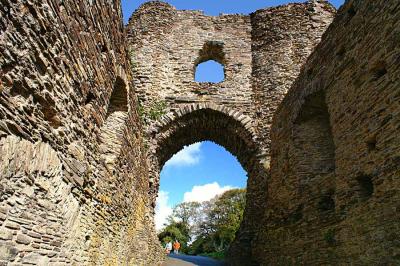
127;1;335;264
232;2;336;263
250;0;336;153
0;0;162;265
6;0;396;265
127;2;253;118
252;0;400;264
126;1;256;212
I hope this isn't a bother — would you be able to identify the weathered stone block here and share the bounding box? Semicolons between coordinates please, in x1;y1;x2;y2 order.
21;252;49;266
0;243;18;261
4;221;20;231
0;228;13;241
26;231;41;240
16;234;32;245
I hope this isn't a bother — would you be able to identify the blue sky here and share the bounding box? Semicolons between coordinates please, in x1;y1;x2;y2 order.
195;61;225;83
121;0;345;229
121;0;345;24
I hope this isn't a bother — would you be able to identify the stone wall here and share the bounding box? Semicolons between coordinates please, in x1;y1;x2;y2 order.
250;0;336;153
0;0;162;265
252;0;400;264
126;0;255;214
231;3;336;263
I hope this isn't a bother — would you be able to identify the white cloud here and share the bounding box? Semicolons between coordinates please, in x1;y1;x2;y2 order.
155;191;173;230
164;143;202;167
183;182;235;203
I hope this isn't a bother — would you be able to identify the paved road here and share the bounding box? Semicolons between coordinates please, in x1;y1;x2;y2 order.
162;254;226;266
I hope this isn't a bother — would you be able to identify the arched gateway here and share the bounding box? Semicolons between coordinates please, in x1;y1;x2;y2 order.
147;104;261;204
147;104;267;264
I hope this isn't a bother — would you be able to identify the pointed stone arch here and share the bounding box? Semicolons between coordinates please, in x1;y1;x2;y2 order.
290;89;336;219
148;103;259;173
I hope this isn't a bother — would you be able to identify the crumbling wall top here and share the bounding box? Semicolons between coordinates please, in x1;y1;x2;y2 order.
135;1;176;13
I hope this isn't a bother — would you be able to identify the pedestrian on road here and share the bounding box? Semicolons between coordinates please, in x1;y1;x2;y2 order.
173;239;181;254
165;241;172;254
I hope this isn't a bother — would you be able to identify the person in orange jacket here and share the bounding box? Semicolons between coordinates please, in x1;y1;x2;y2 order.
173;239;181;254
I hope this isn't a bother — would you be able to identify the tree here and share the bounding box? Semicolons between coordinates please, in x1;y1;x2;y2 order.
159;202;201;252
169;201;201;227
158;188;246;257
158;221;190;251
189;188;246;255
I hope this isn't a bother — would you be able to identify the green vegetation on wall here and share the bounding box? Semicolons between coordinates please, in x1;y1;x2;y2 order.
137;100;167;123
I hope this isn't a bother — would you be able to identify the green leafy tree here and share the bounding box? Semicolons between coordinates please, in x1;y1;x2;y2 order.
158;202;201;253
158;188;246;257
170;201;202;227
158;221;190;251
189;188;246;256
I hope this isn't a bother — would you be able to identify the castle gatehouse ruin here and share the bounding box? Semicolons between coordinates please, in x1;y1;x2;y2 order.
0;0;399;265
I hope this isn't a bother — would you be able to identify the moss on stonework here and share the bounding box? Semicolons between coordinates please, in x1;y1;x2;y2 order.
137;101;146;122
138;100;167;122
148;100;167;120
324;228;336;245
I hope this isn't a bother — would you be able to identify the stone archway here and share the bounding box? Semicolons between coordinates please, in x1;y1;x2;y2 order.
145;103;268;264
126;1;336;264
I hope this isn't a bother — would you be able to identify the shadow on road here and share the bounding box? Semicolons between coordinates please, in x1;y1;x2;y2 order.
168;254;226;266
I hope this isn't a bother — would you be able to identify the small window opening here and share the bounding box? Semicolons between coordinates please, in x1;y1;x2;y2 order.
336;45;346;58
195;60;224;83
356;175;374;201
366;134;377;152
106;76;128;118
370;61;387;81
194;41;226;83
288;204;303;223
85;91;96;105
347;4;357;18
318;191;335;212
